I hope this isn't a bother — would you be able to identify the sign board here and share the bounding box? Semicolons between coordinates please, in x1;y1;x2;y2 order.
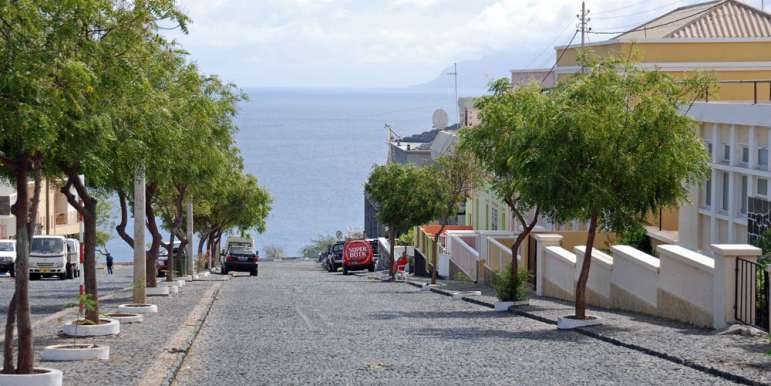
343;240;373;266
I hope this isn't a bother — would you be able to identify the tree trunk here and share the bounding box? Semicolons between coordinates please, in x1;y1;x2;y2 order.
388;227;396;279
116;190;134;248
2;291;16;373
62;174;99;323
145;184;161;288
12;164;33;373
575;208;599;320
166;186;186;281
197;229;209;258
431;224;446;285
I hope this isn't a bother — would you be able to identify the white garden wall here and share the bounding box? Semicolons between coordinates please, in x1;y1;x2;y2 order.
657;245;714;327
610;245;659;314
542;246;576;301
574;246;613;308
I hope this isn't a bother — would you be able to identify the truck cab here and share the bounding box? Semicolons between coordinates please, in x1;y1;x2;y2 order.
29;236;80;280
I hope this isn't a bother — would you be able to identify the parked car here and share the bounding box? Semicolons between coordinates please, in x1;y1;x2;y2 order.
0;239;16;277
153;241;183;277
29;235;80;280
342;239;375;275
324;241;344;272
221;247;259;276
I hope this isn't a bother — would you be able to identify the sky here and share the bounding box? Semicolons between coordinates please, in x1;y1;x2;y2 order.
163;0;768;88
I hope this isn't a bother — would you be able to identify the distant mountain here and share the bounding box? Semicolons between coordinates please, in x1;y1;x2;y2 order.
410;50;544;90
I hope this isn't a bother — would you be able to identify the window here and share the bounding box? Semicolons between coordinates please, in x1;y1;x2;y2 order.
741;175;748;214
706;142;713;160
491;207;499;231
741;146;749;163
723;144;731;161
759;178;768;196
722;171;729;211
759;148;769;166
705;178;712;206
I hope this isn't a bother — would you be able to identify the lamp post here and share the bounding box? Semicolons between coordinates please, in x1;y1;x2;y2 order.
133;167;146;303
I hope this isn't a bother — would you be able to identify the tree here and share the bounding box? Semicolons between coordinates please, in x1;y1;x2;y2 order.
460;79;555;300
365;163;441;279
301;235;338;259
427;151;479;284
534;57;712;319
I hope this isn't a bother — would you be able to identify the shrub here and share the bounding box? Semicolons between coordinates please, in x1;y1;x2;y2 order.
490;265;529;302
301;235;337;258
397;228;415;246
264;245;284;258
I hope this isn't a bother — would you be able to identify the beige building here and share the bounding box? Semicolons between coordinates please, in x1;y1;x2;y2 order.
0;177;82;239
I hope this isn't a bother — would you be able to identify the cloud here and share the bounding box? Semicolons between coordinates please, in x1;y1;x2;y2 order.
166;0;751;88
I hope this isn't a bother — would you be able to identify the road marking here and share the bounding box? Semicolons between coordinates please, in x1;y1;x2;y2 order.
295;305;314;330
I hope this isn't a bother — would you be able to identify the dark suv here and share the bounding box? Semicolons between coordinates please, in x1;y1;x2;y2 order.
221;247;259;276
324;241;344;272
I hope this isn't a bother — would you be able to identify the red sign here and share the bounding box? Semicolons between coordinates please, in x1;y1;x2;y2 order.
343;240;373;266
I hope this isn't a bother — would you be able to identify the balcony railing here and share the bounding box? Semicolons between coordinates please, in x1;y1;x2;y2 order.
705;80;771;105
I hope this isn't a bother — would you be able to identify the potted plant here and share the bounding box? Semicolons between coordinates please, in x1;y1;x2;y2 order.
490;265;529;311
42;295;110;361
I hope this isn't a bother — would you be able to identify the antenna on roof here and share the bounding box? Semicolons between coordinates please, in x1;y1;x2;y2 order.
447;63;458;126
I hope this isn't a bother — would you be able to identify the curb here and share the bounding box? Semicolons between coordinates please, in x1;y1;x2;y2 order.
136;280;224;386
403;280;762;386
0;286;133;345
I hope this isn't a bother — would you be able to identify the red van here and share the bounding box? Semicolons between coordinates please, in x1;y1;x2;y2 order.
342;239;375;275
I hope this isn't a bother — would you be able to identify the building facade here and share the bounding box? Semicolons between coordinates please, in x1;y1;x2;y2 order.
0;177;82;239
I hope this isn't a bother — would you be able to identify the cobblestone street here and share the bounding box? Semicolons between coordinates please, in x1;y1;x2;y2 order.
173;261;739;385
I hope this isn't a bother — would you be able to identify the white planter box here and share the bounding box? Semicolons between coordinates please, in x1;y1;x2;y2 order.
177;279;186;287
146;286;169;296
104;313;143;324
62;318;119;337
0;367;62;386
118;304;158;314
41;344;109;361
494;299;529;311
557;315;602;330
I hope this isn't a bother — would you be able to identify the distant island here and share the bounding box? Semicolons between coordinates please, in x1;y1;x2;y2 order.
409;50;543;90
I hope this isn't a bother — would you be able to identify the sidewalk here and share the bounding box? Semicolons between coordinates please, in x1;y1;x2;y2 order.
404;275;771;385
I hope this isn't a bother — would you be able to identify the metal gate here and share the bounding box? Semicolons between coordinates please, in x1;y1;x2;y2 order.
735;257;769;331
527;236;537;290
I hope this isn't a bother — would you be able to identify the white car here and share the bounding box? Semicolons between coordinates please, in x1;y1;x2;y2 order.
0;240;15;277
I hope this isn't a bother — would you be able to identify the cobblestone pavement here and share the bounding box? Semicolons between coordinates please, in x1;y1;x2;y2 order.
0;264;133;322
408;276;771;384
174;261;737;385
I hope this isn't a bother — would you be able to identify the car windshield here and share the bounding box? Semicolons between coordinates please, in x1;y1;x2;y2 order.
31;238;63;254
230;248;253;255
0;242;13;252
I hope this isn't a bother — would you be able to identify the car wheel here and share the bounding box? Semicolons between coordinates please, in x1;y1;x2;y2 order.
368;263;375;272
221;265;228;275
65;265;73;280
9;264;14;278
326;262;334;272
250;268;257;276
58;273;66;280
342;265;349;275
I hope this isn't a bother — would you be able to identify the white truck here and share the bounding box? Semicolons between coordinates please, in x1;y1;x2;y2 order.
29;235;81;280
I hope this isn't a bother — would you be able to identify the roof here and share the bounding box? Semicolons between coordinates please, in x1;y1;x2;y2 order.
398;123;461;143
615;0;771;41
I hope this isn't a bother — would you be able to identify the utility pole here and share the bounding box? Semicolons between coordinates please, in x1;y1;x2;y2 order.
132;167;146;304
578;1;590;73
447;63;458;126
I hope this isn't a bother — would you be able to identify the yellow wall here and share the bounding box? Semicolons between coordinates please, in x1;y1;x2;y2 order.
556;41;771;101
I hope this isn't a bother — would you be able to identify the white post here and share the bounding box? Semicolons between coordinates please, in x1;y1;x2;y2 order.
186;197;194;276
711;244;761;329
133;168;146;304
532;234;563;297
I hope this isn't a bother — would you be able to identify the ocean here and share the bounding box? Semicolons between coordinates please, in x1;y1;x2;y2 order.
107;87;481;260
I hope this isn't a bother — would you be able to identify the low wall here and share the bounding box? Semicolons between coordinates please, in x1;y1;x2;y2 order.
610;245;659;315
533;234;757;328
657;245;714;328
543;246;576;301
574;246;613;308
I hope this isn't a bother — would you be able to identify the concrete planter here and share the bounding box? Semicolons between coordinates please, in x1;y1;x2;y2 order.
557;315;602;330
495;299;529;311
177;279;186;287
146;286;169;297
103;312;143;324
181;275;193;282
62;318;119;337
41;344;109;361
0;368;62;386
118;304;158;314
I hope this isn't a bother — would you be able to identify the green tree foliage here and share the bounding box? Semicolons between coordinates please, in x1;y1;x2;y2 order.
365;163;443;278
302;235;338;259
460;79;555;299
535;57;712;319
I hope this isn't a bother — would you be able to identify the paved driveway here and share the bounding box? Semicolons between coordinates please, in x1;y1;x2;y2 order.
173;261;737;385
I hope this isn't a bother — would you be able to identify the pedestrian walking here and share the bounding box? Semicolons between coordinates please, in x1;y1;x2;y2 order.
105;252;114;275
